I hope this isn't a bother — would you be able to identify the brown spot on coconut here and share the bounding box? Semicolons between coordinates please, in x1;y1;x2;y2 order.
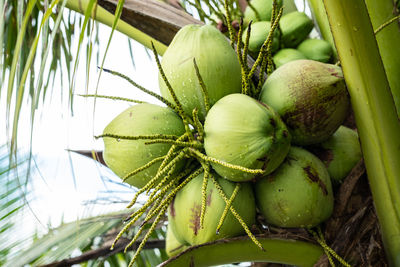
260;60;350;146
168;171;256;246
254;146;334;228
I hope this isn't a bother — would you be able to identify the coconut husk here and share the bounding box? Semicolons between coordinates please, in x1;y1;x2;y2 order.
251;158;387;267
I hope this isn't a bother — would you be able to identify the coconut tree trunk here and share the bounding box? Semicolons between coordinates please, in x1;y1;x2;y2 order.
322;0;400;265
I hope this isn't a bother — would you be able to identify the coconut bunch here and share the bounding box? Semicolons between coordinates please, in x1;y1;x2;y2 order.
95;2;361;265
241;0;334;68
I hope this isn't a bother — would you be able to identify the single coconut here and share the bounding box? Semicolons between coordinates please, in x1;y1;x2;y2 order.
168;172;256;246
297;38;333;63
103;104;186;188
308;126;362;182
255;146;334;228
159;24;241;121
242;21;280;57
279;11;314;47
259;59;349;145
204;93;291;182
243;0;283;24
272;48;307;68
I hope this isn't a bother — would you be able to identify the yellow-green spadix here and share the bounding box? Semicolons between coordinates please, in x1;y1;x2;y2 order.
159;24;242;121
168;172;256;246
204;94;291;182
255;146;334;228
102;104;186;188
260;60;349;145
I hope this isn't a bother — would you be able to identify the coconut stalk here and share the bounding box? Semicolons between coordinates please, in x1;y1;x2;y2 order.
364;0;400;117
159;236;323;267
306;0;337;61
322;0;400;265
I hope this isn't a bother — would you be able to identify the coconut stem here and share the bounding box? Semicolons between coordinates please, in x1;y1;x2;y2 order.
216;182;241;234
78;94;146;104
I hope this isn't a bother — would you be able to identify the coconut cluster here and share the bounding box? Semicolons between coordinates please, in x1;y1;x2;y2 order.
242;0;334;68
98;3;362;264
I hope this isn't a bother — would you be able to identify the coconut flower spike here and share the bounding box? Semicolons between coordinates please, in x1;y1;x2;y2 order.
199;161;210;228
216;182;241;234
193;58;210;114
101;67;179;113
210;174;264;251
78;94;146;104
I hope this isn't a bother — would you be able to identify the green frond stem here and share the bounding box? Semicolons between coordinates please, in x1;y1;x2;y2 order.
247;8;283;87
101;67;179;112
191;0;206;21
224;0;236;47
193;58;210;114
95;133;179;141
323;0;400;264
210;174;264;251
199;162;210;228
189;148;264;175
144;139;203;149
158;134;188;172
216;182;241;234
127;203;169;267
192;109;204;142
374;14;400;35
150;42;193;130
77;94;146;104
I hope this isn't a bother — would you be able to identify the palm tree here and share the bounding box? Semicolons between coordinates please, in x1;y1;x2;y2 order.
1;0;400;266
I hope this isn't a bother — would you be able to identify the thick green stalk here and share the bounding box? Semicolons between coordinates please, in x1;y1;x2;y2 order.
159;237;323;267
307;0;337;61
364;0;400;117
65;0;167;54
323;0;400;265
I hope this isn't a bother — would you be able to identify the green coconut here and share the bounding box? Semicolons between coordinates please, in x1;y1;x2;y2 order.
243;0;283;24
204;93;291;182
279;11;314;47
260;59;350;145
168;172;256;246
103;104;186;188
242;21;280;57
272;48;307;68
166;224;189;258
297;38;333;63
159;24;241;121
309;126;362;182
255;146;334;228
